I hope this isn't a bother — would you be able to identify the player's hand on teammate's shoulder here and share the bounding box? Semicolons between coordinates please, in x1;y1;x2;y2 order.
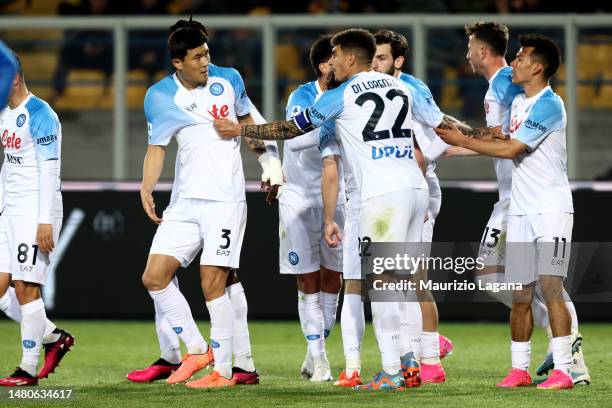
214;118;241;138
36;224;54;253
324;221;342;248
434;123;464;146
140;189;162;225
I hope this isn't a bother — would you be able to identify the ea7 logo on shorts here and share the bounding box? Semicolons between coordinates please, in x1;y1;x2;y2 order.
210;83;224;96
288;251;299;265
16;114;26;127
172;327;183;334
23;340;36;349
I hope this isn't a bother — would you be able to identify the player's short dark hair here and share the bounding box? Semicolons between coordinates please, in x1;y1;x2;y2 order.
167;19;208;60
309;34;333;78
331;28;376;66
464;21;509;57
518;34;561;80
10;49;23;78
374;29;409;66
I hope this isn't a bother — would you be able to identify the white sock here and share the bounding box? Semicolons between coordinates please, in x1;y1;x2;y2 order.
421;331;440;365
228;282;255;372
565;301;578;331
477;273;513;307
20;298;46;376
319;291;339;339
341;293;364;375
551;335;572;377
155;277;180;364
1;288;59;344
298;291;325;359
371;301;401;375
154;303;181;364
511;340;531;371
148;283;207;355
399;301;422;359
0;286;22;322
207;292;234;379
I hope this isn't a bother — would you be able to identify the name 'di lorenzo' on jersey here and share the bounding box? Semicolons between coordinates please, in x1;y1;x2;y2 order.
351;78;395;94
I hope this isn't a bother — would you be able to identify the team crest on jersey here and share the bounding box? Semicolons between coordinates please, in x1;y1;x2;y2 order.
288;251;299;265
210;82;224;96
16;114;26;127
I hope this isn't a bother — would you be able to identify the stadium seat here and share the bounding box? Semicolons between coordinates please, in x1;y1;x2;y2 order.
19;52;59;81
440;66;462;109
276;44;307;81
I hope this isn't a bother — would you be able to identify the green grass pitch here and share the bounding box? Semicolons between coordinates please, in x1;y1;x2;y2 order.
0;320;610;407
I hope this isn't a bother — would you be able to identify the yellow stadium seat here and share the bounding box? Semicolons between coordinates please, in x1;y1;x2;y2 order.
440;66;462;110
19;52;59;81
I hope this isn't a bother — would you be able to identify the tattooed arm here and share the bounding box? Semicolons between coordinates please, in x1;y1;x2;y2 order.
241;120;303;141
237;114;267;155
437;115;505;140
214;117;304;141
438;114;474;135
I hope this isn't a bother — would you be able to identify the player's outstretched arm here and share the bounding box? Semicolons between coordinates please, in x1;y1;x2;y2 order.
435;124;525;159
141;145;165;224
439;114;474;135
214;118;304;141
321;155;342;248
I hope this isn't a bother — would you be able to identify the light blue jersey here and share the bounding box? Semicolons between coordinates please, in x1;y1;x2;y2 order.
283;81;345;207
144;64;252;202
486;66;525;201
508;86;573;215
0;95;62;216
293;71;427;201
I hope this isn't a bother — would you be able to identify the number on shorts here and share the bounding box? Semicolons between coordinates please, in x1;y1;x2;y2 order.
481;227;501;248
553;237;567;258
17;243;38;265
359;236;372;257
219;229;231;249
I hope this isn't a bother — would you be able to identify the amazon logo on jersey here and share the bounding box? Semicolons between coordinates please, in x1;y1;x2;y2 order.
36;135;57;146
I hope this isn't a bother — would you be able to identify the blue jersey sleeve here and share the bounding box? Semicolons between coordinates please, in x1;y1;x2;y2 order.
514;94;564;150
319;121;339;158
144;78;195;146
401;75;444;128
285;85;314;120
0;41;18;109
26;98;60;161
225;68;251;117
293;83;346;132
491;67;524;107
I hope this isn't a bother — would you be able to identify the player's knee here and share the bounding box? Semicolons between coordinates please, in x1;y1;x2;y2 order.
344;279;362;295
320;268;342;293
142;269;168;291
13;281;40;304
297;271;320;294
